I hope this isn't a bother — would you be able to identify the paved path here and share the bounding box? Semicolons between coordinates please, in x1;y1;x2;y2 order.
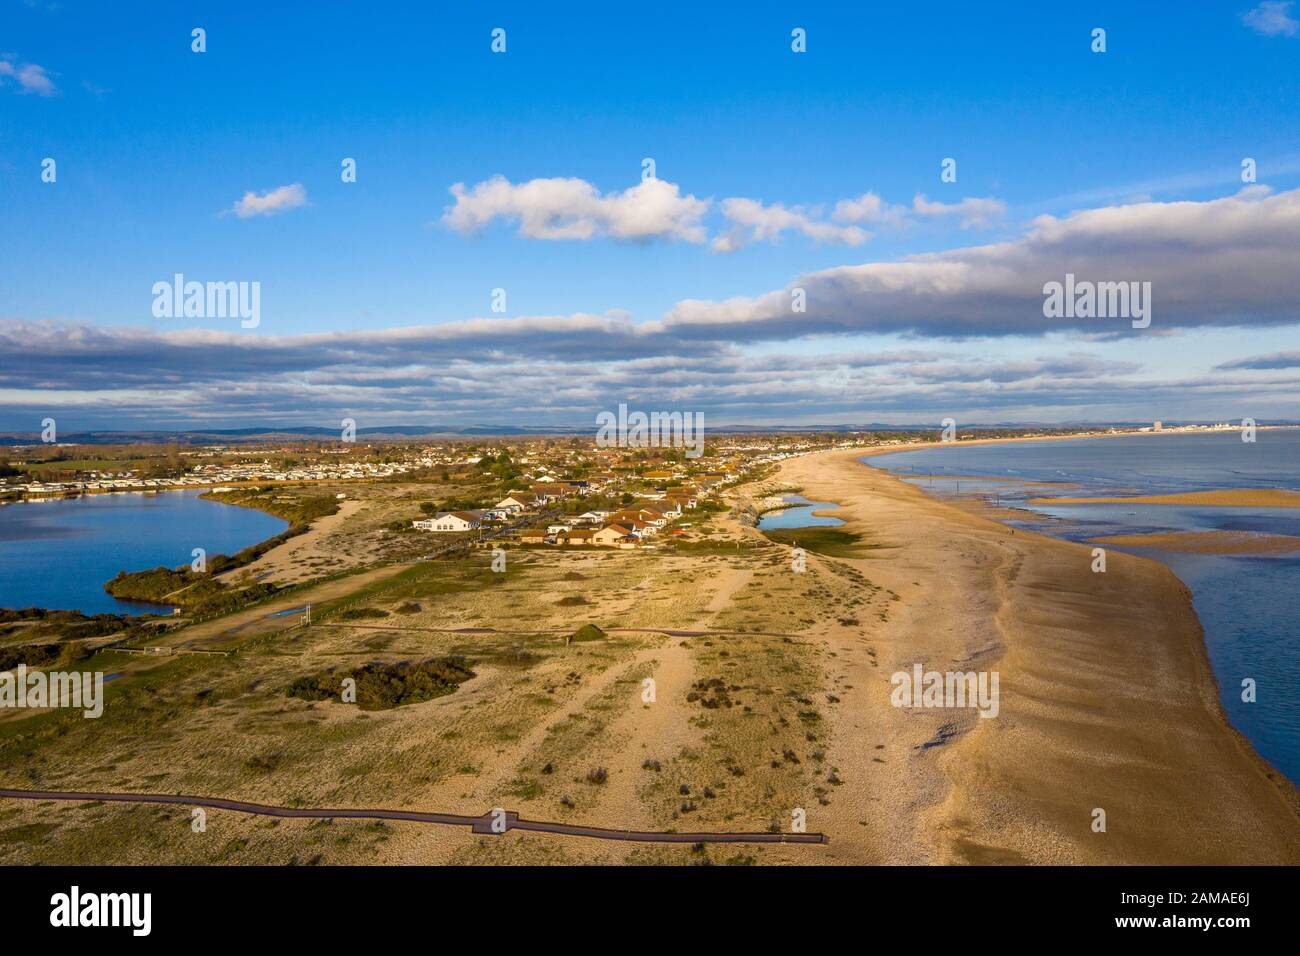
0;788;827;845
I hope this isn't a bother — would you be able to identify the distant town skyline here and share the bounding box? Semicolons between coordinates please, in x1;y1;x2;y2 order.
4;2;1300;429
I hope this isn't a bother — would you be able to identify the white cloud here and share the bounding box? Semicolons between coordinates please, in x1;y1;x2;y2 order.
227;183;308;219
1215;350;1300;369
0;58;56;96
662;185;1300;340
443;175;710;242
712;197;868;251
3;316;1295;428
1243;1;1299;36
831;192;907;225
911;193;1007;229
11;187;1300;425
442;176;1007;250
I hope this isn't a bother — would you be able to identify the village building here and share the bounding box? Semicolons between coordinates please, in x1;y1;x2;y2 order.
412;510;485;532
495;492;540;511
592;524;636;547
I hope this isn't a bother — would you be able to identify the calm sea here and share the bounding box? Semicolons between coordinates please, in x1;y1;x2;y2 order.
865;430;1300;784
0;490;288;615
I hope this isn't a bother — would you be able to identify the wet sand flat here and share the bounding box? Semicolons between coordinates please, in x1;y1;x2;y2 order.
1091;530;1300;555
1029;489;1300;509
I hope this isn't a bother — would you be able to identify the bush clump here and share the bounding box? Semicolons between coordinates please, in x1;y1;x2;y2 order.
686;676;736;709
286;657;475;710
104;567;277;616
0;643;61;671
337;607;389;621
570;623;606;643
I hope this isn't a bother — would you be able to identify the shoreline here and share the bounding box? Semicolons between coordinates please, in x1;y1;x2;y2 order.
860;436;1300;784
863;434;1300;776
772;443;1298;863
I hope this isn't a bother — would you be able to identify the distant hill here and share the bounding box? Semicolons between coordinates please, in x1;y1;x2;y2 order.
1;421;1295;446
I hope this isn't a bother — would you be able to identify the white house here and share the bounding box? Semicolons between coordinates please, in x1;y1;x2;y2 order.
413;510;485;532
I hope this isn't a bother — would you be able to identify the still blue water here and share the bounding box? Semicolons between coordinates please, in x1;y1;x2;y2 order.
758;495;846;529
866;430;1300;784
0;491;288;615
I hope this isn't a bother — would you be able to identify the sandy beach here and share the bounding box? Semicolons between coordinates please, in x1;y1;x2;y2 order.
777;445;1300;864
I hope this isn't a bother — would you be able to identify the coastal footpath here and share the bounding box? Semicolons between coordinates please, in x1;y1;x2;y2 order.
774;446;1300;865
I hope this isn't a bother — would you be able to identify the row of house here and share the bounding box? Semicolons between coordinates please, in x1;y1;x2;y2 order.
10;455;427;499
411;483;578;532
520;525;635;547
518;489;701;547
410;467;720;545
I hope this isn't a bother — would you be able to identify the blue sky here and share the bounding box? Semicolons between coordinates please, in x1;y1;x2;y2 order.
3;1;1300;430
